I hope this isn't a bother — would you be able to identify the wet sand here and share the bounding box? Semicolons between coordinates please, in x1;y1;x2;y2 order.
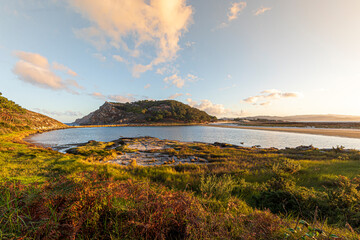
209;125;360;139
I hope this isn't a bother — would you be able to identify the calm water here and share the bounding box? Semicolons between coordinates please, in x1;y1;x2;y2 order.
27;125;360;150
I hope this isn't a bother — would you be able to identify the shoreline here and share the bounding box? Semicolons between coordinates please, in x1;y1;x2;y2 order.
208;124;360;139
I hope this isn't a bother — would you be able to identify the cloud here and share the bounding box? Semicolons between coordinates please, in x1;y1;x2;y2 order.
91;92;106;100
254;7;272;16
108;94;135;103
219;84;237;91
228;2;246;21
69;0;193;77
186;98;242;117
52;62;77;76
168;93;183;99
93;53;106;62
90;92;135;103
185;41;195;48
163;73;199;88
13;51;82;93
33;108;83;117
164;74;185;88
144;84;151;89
243;89;300;106
112;55;128;64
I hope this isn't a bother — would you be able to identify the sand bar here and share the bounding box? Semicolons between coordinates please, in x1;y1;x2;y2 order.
208;125;360;139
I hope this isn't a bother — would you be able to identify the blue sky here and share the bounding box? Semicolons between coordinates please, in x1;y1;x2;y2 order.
1;0;360;122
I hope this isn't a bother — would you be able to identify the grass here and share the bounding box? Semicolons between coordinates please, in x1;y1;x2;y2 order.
0;130;360;239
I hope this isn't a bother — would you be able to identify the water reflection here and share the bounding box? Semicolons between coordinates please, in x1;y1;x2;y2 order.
27;125;360;150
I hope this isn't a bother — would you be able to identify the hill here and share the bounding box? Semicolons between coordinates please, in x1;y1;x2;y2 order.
0;93;68;134
74;100;216;125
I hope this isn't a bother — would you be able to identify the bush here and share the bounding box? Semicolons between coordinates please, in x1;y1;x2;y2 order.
200;174;236;200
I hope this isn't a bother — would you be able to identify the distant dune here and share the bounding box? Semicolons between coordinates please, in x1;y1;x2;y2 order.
243;114;360;122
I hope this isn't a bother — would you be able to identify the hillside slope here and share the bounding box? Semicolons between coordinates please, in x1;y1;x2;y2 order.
75;100;216;125
0;93;68;134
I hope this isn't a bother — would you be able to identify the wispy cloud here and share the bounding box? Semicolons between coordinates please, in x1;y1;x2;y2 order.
70;0;193;77
254;7;272;16
13;51;83;93
90;92;135;103
228;2;247;21
33;108;83;117
92;53;106;62
52;62;77;76
144;84;151;89
112;55;128;64
214;1;246;30
168;93;183;100
243;89;300;106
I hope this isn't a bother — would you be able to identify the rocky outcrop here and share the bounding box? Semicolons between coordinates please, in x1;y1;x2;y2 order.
74;100;216;125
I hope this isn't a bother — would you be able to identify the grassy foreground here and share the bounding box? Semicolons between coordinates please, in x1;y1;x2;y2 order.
0;130;360;239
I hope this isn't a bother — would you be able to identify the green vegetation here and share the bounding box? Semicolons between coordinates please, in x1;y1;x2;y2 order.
1;131;360;239
0;94;67;134
0;94;360;239
113;100;216;123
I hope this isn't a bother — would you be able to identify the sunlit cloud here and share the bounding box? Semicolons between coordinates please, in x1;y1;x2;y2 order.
213;1;246;30
144;84;151;89
168;93;183;99
228;2;247;21
52;62;78;76
243;89;301;106
13;51;83;93
186;98;243;117
70;0;193;77
164;73;199;88
254;7;272;16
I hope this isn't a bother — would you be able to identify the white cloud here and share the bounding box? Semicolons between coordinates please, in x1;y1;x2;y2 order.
186;98;242;117
163;73;199;88
168;93;183;99
243;89;300;106
144;84;151;89
69;0;193;77
164;74;186;88
254;7;272;16
228;2;247;21
13;51;82;93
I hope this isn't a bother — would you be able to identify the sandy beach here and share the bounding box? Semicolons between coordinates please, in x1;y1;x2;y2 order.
209;124;360;139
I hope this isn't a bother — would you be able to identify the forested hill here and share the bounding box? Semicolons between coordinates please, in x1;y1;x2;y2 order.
0;93;68;134
75;100;216;125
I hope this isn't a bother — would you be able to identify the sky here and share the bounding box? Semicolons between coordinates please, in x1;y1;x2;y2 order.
1;0;360;122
